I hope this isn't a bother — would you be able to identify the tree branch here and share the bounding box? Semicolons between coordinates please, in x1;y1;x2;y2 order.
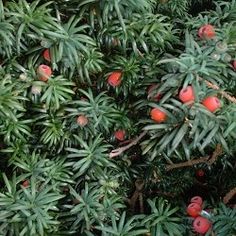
205;80;236;104
223;187;236;204
109;130;147;158
166;144;223;171
166;156;209;171
198;77;236;104
129;179;145;213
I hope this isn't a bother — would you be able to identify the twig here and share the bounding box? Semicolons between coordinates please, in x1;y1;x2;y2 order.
207;143;223;164
166;156;209;171
198;77;236;104
211;231;216;236
205;80;236;104
139;191;144;213
109;130;147;158
129;179;145;213
223;187;236;204
166;144;222;171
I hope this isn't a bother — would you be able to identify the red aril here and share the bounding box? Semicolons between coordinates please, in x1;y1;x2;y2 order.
43;49;51;62
232;60;236;70
187;203;202;218
193;216;211;234
150;108;167;123
198;24;215;40
202;96;221;113
190;196;203;207
37;64;52;82
179;86;195;103
196;169;205;177
114;129;126;141
107;71;122;87
76;115;88;127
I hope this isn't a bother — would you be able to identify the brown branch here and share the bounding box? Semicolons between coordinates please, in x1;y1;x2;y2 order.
139;192;144;213
211;231;216;236
128;179;145;213
207;143;223;165
166;144;223;171
198;77;236;104
109;130;147;158
204;80;236;104
166;156;209;171
223;187;236;204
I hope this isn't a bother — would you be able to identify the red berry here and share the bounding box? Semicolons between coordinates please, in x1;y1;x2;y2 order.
191;196;203;207
43;49;51;62
150;108;167;123
187;203;202;218
193;216;211;234
198;24;215;40
114;129;126;141
232;60;236;70
76;115;88;127
148;84;162;101
22;180;29;188
37;64;52;82
202;96;221;113
196;169;205;177
107;71;122;87
179;86;195;103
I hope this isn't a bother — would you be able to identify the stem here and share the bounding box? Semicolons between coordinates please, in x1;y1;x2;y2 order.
166;144;222;171
109;130;147;158
223;187;236;204
198;76;236;104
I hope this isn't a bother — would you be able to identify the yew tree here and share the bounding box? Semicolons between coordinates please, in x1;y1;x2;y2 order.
0;0;236;235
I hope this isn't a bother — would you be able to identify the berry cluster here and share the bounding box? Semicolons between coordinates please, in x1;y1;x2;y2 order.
148;24;225;124
150;85;221;123
35;49;52;83
187;196;212;234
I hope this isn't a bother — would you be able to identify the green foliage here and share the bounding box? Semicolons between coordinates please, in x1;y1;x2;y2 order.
140;30;236;160
213;204;236;235
40;76;74;110
38;112;68;150
0;112;32;143
142;198;184;236
11;151;73;187
209;0;236;23
66;135;114;179
65;182;125;234
0;72;26;120
78;0;155;26
67;183;104;233
157;0;190;17
66;89;129;134
0;174;63;236
98;13;177;55
0;9;14;57
96;211;148;236
5;0;57;55
48;15;97;75
0;0;236;235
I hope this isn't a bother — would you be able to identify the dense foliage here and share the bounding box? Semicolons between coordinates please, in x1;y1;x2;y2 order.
0;0;236;235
